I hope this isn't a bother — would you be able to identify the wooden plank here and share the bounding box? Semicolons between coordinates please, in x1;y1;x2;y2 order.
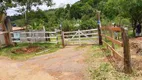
55;32;59;45
11;31;58;44
65;40;97;43
12;40;21;43
13;38;58;43
61;31;65;48
0;31;8;35
110;30;115;49
64;31;77;34
64;33;98;37
101;34;123;47
78;30;81;45
64;37;98;40
101;27;121;32
102;40;123;60
81;29;98;32
64;28;98;34
20;37;57;39
66;41;97;46
40;42;58;44
10;32;56;34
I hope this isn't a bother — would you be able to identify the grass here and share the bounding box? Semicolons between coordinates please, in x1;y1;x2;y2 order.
89;62;130;80
86;45;132;80
0;43;61;60
128;29;134;38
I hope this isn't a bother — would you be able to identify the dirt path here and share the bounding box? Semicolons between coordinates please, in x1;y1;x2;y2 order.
0;46;89;80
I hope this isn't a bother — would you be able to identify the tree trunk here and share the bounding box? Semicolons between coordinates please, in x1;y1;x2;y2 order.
132;20;137;37
133;28;135;37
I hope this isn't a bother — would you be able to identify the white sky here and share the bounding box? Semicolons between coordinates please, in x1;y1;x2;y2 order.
6;0;79;16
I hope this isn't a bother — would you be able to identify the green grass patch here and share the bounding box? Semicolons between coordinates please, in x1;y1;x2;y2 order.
0;43;61;60
128;29;134;38
91;45;107;58
87;45;131;80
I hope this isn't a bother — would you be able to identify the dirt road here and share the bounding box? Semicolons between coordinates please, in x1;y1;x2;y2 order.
0;46;88;80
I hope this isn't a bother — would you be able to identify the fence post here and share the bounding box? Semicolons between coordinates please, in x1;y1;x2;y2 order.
61;31;65;48
121;28;132;74
7;16;13;45
97;11;103;45
78;30;81;46
110;30;116;57
55;30;59;45
1;14;13;46
110;30;115;48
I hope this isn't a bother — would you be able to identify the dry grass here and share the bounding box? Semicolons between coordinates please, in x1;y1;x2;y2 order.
85;45;142;80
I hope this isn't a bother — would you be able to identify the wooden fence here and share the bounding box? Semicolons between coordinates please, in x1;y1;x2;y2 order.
100;27;132;74
10;31;58;44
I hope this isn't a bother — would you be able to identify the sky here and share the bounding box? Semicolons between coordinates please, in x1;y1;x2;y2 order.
6;0;80;16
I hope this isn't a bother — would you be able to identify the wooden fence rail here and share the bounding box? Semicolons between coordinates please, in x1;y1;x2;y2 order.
101;34;123;47
99;27;132;74
10;31;58;44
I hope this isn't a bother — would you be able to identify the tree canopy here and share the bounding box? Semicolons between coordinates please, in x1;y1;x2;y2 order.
0;0;53;13
10;0;142;34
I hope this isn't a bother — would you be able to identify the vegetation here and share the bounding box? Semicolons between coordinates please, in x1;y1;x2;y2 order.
0;0;53;14
0;43;60;60
0;0;142;79
86;45;142;80
8;0;141;36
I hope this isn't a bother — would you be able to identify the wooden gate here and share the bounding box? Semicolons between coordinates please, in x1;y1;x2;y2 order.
63;29;98;45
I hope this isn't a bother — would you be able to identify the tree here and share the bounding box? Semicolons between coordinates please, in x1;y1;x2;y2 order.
70;2;83;19
103;0;120;20
0;0;53;29
119;0;142;36
15;0;53;27
0;0;53;13
55;8;65;19
80;17;97;30
62;20;74;31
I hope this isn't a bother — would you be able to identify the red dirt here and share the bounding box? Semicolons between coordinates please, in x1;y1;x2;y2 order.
128;37;142;70
0;46;88;80
130;37;142;55
132;37;142;40
12;46;41;54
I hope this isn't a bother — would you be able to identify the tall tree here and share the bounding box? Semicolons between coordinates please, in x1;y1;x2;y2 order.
0;0;53;28
119;0;142;36
0;0;53;13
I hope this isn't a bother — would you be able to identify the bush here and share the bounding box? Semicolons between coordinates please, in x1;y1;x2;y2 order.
80;18;97;30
